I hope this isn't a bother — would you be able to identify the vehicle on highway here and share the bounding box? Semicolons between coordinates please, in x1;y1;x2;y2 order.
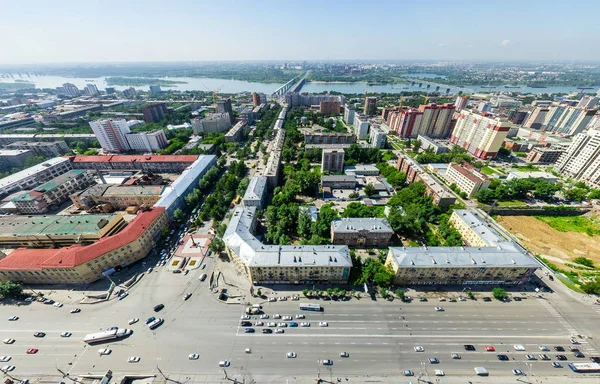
291;296;299;301
526;354;537;360
146;316;156;324
555;346;565;351
448;298;457;302
568;362;600;373
428;357;439;364
260;314;269;319
154;304;164;312
278;296;287;301
84;330;120;344
574;351;585;358
244;328;255;333
245;348;251;354
33;332;45;338
513;369;524;375
464;345;475;351
60;332;71;337
277;322;287;327
484;345;495;352
474;367;488;376
8;316;18;321
128;356;140;363
26;349;38;354
319;321;328;327
299;303;321;311
295;314;305;319
514;345;526;351
200;274;207;282
98;348;112;355
70;308;81;314
451;353;461;359
148;318;164;330
552;362;563;368
403;370;414;376
255;321;264;326
282;315;292;321
340;352;349;358
497;354;509;361
3;338;15;344
219;360;230;367
262;329;272;334
0;356;10;362
300;322;310;327
434;369;445;376
434;306;444;311
273;314;281;319
539;345;550;351
322;359;333;366
128;318;139;325
184;293;192;300
288;322;298;327
556;355;568;360
539;354;550;360
189;354;199;360
1;365;15;372
287;352;297;358
275;328;284;333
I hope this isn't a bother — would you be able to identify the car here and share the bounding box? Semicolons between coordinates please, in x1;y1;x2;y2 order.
282;315;292;321
8;316;18;321
262;329;272;334
98;348;112;355
273;314;281;319
291;296;299;301
451;353;461;359
483;297;492;302
277;322;287;327
219;360;230;367
199;274;207;281
570;338;580;344
146;316;156;324
278;296;287;301
240;315;251;320
419;297;428;302
435;306;444;312
286;352;297;358
288;322;298;327
513;297;522;301
183;293;192;301
255;321;264;326
590;356;600;363
300;322;310;327
60;332;72;337
414;346;425;352
153;304;164;312
484;345;495;352
128;356;140;363
268;297;276;302
428;357;439;364
448;298;457;302
53;302;63;307
128;318;139;325
552;362;563;368
43;299;54;305
244;328;255;333
1;365;15;372
26;348;38;354
434;369;445;376
574;351;585;358
438;297;446;302
464;344;476;351
184;270;189;275
556;355;567;361
260;314;269;319
340;352;349;357
295;314;305;319
555;346;565;352
240;321;252;327
0;356;10;362
118;292;129;300
147;267;153;273
569;346;580;352
24;297;35;302
189;353;199;360
267;322;276;327
514;345;526;351
539;345;550;351
106;326;118;331
458;296;467;301
526;354;537;360
322;359;333;366
403;370;414;376
497;354;509;361
539;354;550;360
513;369;524;375
319;321;328;327
3;338;15;344
33;332;45;338
275;328;284;334
70;308;81;314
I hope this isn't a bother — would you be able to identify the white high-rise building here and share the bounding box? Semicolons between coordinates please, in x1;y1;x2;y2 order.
353;114;369;140
555;129;600;188
125;131;169;152
85;84;99;96
369;125;386;149
89;119;131;153
344;104;355;125
577;96;599;109
454;96;469;111
450;110;511;160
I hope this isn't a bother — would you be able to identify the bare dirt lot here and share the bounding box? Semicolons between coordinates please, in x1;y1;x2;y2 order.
497;215;600;267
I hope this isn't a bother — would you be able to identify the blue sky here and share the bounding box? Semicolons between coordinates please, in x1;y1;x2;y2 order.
1;0;599;64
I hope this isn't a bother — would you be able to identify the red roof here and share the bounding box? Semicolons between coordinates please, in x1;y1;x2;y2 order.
71;155;198;163
0;207;165;271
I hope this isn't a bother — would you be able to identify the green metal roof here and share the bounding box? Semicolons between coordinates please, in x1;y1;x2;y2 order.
0;214;119;237
11;170;88;202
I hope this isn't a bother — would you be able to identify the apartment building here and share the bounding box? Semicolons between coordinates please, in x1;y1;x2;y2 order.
303;128;356;145
449;209;506;247
450;110;511;159
70;155;198;173
0;157;72;199
5;141;70;157
0;149;33;171
190;113;231;134
321;149;345;173
321;175;356;189
70;184;165;210
363;97;377;115
417;104;455;138
396;153;456;208
320;101;341;115
353;114;369;140
141;103;168;123
125;130;169;152
331;218;393;247
217;98;234;125
344;104;355;125
89;119;131;153
242;176;268;209
443;162;490;198
525;147;564;164
417;135;449;154
454;96;469;111
225;121;248;142
12;170;95;214
369;125;386;149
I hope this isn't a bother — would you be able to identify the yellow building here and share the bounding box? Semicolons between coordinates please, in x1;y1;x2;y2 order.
0;207;168;284
449;209;507;247
71;185;165;211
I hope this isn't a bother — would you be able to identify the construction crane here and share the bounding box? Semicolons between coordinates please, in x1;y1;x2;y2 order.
200;83;224;112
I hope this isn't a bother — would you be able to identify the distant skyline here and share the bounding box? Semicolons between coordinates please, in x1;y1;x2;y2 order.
2;0;600;64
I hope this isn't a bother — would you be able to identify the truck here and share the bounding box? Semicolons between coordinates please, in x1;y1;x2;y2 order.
474;367;488;376
83;328;131;344
245;304;263;315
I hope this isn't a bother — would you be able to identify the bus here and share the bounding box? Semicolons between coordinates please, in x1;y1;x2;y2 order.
299;303;322;311
83;330;118;344
568;363;600;373
148;318;164;330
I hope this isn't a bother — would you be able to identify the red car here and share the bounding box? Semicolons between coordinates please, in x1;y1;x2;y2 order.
484;346;495;352
26;348;38;354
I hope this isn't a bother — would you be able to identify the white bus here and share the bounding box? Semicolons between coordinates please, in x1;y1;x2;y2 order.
569;362;600;373
299;303;322;311
83;330;118;344
148;318;164;330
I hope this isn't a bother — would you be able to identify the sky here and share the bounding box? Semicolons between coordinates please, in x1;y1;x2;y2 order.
1;0;600;64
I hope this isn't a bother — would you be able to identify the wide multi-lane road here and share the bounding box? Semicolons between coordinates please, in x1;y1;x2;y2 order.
2;259;600;383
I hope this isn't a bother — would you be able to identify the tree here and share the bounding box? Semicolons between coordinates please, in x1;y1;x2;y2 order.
380;287;388;298
395;289;405;299
364;183;376;197
83;149;99;156
564;187;588;201
412;139;421;153
209;236;225;254
492;288;508;300
302;289;309;297
256;288;262;297
0;281;23;299
173;208;185;223
573;257;594;268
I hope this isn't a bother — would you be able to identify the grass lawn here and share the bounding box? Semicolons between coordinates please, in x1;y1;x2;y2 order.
534;215;600;236
557;276;585;293
480;166;498;175
405;240;421;247
382;151;396;161
497;200;527;206
511;165;540;172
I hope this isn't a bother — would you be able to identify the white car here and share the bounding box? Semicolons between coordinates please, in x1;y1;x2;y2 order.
53;302;63;308
240;315;250;320
286;352;297;358
3;338;15;344
277;322;287;327
255;321;264;326
319;321;328;327
219;360;230;367
98;348;112;355
1;365;15;372
268;297;277;302
267;322;276;327
282;315;292;321
273;314;281;319
322;359;333;366
128;356;140;363
458;296;467;301
513;369;524;375
128;318;139;325
0;356;10;362
278;296;287;301
340;352;349;358
414;346;425;352
260;314;269;319
291;296;299;301
434;369;445;376
60;332;72;337
514;344;526;351
188;354;199;360
70;308;81;313
539;345;549;351
275;328;284;333
295;314;305;319
300;322;310;327
7;316;18;321
435;306;445;311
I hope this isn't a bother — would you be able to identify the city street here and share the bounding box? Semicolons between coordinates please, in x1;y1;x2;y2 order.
2;257;600;383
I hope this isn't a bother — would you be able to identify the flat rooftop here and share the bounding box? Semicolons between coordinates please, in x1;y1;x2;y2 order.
452;209;506;245
103;185;165;196
0;157;70;190
0;214;120;237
